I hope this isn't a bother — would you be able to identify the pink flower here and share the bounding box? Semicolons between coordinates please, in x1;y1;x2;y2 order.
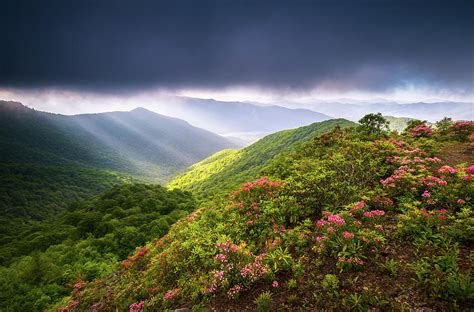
457;199;466;204
422;190;431;198
130;301;145;312
327;227;336;234
272;281;279;287
74;282;82;290
328;214;346;226
363;210;385;218
351;201;365;212
438;165;457;174
342;231;354;239
164;288;181;300
466;165;474;174
227;284;243;299
316;236;328;241
315;219;328;227
353;221;362;226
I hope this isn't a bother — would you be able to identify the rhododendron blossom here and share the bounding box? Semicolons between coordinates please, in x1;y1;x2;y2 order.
130;301;145;312
328;214;346;226
438;165;457;174
343;231;354;239
164;288;181;300
227;284;243;299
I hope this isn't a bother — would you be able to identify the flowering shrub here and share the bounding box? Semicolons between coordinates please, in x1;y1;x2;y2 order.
204;240;270;298
313;204;386;271
129;300;145;312
409;123;433;138
397;208;449;245
121;246;150;269
449;121;474;142
163;288;180;301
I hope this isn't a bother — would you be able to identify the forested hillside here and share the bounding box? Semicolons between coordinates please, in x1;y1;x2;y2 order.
0;101;236;180
168;119;355;197
0;184;196;311
56;118;473;311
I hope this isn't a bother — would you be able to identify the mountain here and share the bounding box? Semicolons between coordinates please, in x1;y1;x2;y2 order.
298;101;473;122
168;119;355;197
384;115;415;132
152;97;332;142
0;101;236;180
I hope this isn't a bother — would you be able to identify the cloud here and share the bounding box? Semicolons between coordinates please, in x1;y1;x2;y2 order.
0;0;473;95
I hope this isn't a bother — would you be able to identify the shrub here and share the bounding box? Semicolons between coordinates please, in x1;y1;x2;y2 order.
254;291;272;311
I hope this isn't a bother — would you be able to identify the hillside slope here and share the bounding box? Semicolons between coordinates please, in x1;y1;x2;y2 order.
384;115;415;133
59;121;473;311
168;119;355;197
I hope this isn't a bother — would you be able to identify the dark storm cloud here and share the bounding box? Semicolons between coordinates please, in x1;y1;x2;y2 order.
0;0;473;92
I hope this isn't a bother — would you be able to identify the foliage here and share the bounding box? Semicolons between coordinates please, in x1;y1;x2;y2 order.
254;291;272;311
357;113;389;135
0;184;196;311
0;164;132;220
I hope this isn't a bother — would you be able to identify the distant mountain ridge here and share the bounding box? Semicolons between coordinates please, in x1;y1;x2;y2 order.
297;101;473;121
153;97;332;138
0;101;236;180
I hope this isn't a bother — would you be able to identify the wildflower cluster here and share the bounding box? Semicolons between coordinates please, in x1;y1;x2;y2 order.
233;177;283;194
408;123;433;138
57;281;84;311
449;121;474;141
129;300;145;312
163;288;180;300
205;240;270;298
121;246;150;269
313;202;386;271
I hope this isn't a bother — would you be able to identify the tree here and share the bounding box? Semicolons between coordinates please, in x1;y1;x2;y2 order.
435;117;453;135
357;113;389;135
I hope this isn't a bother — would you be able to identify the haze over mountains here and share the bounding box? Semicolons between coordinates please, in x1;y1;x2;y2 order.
150;97;332;142
286;100;473;121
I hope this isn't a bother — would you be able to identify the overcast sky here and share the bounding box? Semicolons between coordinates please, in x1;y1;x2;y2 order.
0;0;473;112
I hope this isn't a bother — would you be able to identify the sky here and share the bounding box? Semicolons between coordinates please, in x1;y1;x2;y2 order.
0;0;473;113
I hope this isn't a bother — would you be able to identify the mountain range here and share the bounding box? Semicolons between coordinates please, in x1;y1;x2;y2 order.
0;101;236;180
151;97;332;141
290;101;473;121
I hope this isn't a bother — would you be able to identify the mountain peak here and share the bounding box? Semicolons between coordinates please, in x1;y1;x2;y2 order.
0;100;31;112
130;107;152;113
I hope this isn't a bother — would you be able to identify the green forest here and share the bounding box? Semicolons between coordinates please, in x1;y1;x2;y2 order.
0;184;196;311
